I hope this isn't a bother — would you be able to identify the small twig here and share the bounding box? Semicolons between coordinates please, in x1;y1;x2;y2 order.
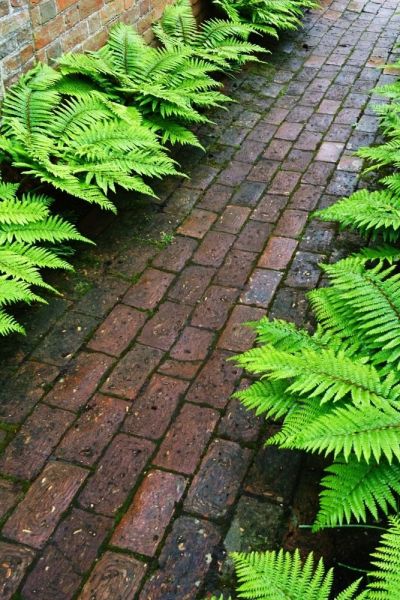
299;524;387;532
336;562;369;574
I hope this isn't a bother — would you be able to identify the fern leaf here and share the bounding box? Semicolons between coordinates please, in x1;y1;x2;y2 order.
366;516;400;599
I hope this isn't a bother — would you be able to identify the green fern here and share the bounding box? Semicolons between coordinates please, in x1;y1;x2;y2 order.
0;178;88;336
367;515;400;599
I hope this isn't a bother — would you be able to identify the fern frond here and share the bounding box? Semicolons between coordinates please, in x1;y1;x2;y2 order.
366;516;400;599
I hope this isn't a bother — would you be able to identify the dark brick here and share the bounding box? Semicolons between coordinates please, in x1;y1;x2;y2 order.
197;184;233;212
282;149;313;172
285;251;325;289
79;434;154;516
186;349;241;409
123;269;174;310
170;326;214;361
263;139;292;161
22;546;80;600
269;171;301;195
139;516;220;600
289;184;323;211
240;269;282;308
247;159;280;183
247;122;277;143
102;344;163;400
0;541;35;600
154;404;218;474
0;479;23;521
193;231;235;267
235;221;272;252
305;113;334;132
300;221;336;253
169;265;215;305
123;374;188;440
326;171;358;195
231;182;266;207
215;248;257;288
112;470;186;556
235;140;265;163
214;205;251;234
191;286;238;330
80;552;146;600
302;161;335;185
258;237;298;270
87;304;146;356
139;302;191;350
269;286;309;326
0;404;74;480
218;395;262;444
3;462;88;548
275;122;303;140
44;352;113;412
217;161;252;186
55;394;128;466
74;277;129;318
152;236;197;272
183;165;218;190
185;439;252;518
218;305;265;353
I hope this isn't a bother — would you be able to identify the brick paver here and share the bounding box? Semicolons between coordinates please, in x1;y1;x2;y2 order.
0;0;398;597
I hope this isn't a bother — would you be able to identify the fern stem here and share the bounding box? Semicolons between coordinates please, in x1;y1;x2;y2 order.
299;524;387;532
336;562;368;574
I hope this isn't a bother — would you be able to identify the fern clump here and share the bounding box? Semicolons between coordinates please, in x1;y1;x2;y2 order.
234;257;400;531
0;63;179;211
214;0;318;38
0;179;89;336
154;0;266;71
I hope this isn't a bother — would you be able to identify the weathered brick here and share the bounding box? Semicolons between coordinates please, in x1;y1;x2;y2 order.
74;277;129;318
154;403;218;474
258;237;298;270
184;439;252;518
275;122;304;141
247;159;280;183
316;141;345;162
80;552;147;600
294;130;322;151
102;344;163;400
0;541;35;600
234;140;265;163
54;394;128;466
247;122;277;143
197;184;233;212
269;170;301;195
235;220;272;252
215;248;257;288
168;265;215;305
285;251;325;289
231;181;266;207
139;302;191;350
123;268;174;310
251;194;287;223
191;285;238;330
79;434;154;516
87;304;146;356
317;99;341;114
44;352;113;411
263;107;289;125
269;286;309;326
0;479;23;521
170;326;214;361
282;149;313;172
326;170;358;195
214;205;251;234
3;462;88;548
123;374;188;439
139;516;220;600
193;231;235;267
289;184;323;211
152;236;197;272
218;305;265;353
186;349;241;409
0;404;74;480
158;358;201;380
240;269;283;308
218;396;262;444
217;161;252;186
302;160;336;185
183;165;218;190
275;209;308;238
300;220;336;253
112;470;186;555
263;139;292;161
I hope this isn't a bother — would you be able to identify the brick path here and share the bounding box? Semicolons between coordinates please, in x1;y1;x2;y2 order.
1;0;399;598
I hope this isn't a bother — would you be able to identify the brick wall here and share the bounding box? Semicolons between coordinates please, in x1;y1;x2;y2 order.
0;0;204;97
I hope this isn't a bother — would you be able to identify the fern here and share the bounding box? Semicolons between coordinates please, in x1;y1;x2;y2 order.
0;178;89;336
367;515;400;598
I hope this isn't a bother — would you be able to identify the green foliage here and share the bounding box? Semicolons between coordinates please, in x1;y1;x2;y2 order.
214;0;317;38
0;63;178;211
0;179;88;336
153;0;266;71
234;257;400;531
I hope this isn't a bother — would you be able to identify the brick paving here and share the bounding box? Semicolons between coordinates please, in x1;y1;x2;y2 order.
0;0;399;598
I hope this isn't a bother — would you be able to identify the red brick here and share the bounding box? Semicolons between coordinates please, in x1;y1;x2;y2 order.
22;509;112;600
123;374;188;439
177;209;218;239
247;122;277;143
34;15;64;50
0;361;59;424
79;434;154;516
247;159;280;183
44;352;113;412
57;0;76;9
282;149;313;172
184;439;251;518
263;139;292;161
170;326;213;361
0;404;74;480
316;141;345;162
217;305;265;352
168;265;215;305
318;99;341;114
263;107;289;125
152;236;197;271
79;0;102;19
258;237;298;270
251;194;287;223
112;470;186;555
275;122;303;141
102;344;163;400
269;170;301;195
214;205;250;234
158;359;201;380
193;231;235;267
275;209;308;237
54;394;128;466
186;349;241;409
0;541;35;600
191;285;238;330
139;516;220;600
0;479;23;521
87;304;146;356
123;268;174;310
217;160;252;186
235;140;265;163
154;404;218;474
302;161;335;185
289;184;323;211
235;220;272;252
80;552;146;600
197;184;233;212
215;248;257;288
3;462;88;548
240;269;282;308
139;302;191;350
